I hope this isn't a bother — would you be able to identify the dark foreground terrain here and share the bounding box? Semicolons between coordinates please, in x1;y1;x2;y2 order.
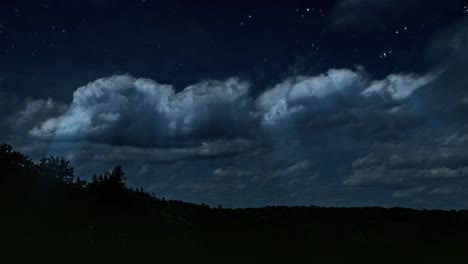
1;143;468;262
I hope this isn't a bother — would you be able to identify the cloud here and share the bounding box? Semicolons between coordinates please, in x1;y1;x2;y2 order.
429;186;460;196
212;167;253;178
426;18;468;62
11;98;67;129
257;68;365;125
87;138;256;164
20;66;438;152
273;160;311;178
344;137;468;187
256;68;435;138
137;165;151;176
392;186;427;199
361;73;437;100
6;47;461;207
30;75;253;148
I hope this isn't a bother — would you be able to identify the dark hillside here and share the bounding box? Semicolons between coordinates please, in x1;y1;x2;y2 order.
1;143;468;262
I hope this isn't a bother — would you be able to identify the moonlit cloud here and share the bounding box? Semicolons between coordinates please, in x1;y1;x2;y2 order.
361;73;437;100
25;67;439;150
257;68;366;125
10;98;67;129
30;75;253;147
5;55;466;208
3;0;468;210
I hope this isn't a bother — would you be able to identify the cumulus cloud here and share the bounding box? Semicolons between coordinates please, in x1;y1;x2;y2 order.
257;68;365;125
3;64;441;183
256;68;434;133
30;75;253;148
5;57;455;207
19;67;435;154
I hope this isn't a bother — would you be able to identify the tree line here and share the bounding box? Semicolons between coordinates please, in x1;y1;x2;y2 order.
2;143;468;261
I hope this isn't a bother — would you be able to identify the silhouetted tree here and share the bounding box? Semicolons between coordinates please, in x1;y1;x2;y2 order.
75;177;88;189
107;165;126;189
0;143;37;190
89;165;127;192
38;156;75;184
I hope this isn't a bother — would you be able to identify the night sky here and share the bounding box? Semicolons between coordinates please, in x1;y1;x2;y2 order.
2;0;468;208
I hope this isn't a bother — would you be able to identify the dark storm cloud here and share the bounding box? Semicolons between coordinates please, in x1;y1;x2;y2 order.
331;0;461;31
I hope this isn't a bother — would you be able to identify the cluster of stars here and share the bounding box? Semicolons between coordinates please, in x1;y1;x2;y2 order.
395;26;408;35
379;50;392;59
240;14;253;27
241;6;326;27
2;1;467;62
311;43;320;51
295;7;324;18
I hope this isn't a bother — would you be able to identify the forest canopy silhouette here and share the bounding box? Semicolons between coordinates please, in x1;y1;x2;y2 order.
1;143;468;261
